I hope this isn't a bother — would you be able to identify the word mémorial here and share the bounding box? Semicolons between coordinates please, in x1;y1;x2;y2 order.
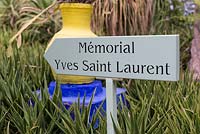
79;41;135;54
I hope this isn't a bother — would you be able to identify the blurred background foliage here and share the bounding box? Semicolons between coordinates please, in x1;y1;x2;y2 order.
0;0;199;133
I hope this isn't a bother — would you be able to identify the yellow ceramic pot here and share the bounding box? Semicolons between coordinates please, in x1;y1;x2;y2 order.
46;3;96;84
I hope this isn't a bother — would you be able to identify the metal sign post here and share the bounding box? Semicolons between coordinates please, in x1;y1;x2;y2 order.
106;78;117;134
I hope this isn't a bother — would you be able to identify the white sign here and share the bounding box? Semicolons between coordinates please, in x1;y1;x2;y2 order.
44;35;179;81
44;35;179;134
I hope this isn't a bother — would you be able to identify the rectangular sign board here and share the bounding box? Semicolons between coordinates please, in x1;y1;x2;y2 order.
44;35;179;81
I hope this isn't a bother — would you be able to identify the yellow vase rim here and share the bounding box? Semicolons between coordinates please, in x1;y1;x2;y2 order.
59;3;92;9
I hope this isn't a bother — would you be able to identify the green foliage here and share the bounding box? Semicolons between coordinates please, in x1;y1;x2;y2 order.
0;42;106;133
0;0;60;44
0;0;25;28
115;75;200;134
0;0;198;133
17;0;60;44
152;0;194;69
